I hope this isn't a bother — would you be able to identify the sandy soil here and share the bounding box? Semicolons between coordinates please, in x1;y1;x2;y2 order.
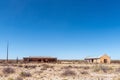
0;62;119;80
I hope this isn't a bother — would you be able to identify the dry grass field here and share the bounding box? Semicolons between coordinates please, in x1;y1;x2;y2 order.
0;61;120;80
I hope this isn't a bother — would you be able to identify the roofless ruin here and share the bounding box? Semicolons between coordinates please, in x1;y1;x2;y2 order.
23;56;57;63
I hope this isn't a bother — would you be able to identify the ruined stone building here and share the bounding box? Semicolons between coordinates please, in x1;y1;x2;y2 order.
23;56;57;63
84;54;111;64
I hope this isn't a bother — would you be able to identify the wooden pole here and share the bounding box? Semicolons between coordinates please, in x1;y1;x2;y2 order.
6;42;9;63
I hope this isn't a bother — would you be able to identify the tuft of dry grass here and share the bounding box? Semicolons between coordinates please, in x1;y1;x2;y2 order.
79;66;90;70
20;71;31;77
61;69;76;77
18;64;23;67
2;67;15;74
93;65;113;73
61;65;73;70
8;77;14;80
115;67;120;73
15;76;23;80
40;64;54;71
80;71;89;75
24;65;36;69
41;64;53;68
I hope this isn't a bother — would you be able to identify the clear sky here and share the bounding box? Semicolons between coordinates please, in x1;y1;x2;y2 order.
0;0;120;60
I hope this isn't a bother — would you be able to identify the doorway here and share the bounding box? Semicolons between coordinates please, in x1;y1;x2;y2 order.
104;59;107;63
91;59;94;63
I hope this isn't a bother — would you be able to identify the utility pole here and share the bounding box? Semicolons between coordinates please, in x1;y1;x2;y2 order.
6;42;9;63
16;56;18;63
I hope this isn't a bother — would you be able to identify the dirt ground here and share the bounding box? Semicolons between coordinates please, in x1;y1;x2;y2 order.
0;62;119;80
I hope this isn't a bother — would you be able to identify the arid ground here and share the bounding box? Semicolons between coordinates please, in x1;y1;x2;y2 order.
0;61;120;80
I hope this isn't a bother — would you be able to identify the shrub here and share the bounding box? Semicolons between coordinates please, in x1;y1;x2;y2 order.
93;65;113;73
41;67;47;71
8;78;14;80
24;65;36;69
41;64;53;70
24;65;28;68
116;67;120;73
41;64;52;68
61;69;76;77
102;66;111;73
18;64;23;67
80;71;89;75
20;71;31;77
15;77;23;80
79;66;90;69
2;67;15;74
35;71;43;74
63;65;73;69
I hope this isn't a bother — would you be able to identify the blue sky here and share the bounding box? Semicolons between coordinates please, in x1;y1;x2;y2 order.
0;0;120;59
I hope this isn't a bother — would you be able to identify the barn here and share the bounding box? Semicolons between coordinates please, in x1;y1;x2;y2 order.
84;54;111;64
23;56;57;63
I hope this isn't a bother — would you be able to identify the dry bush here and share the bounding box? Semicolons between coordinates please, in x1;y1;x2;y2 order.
100;66;111;73
41;64;53;68
1;63;9;66
18;64;23;67
35;71;43;74
20;71;31;77
80;71;89;75
62;79;68;80
61;65;73;69
93;65;101;72
15;77;23;80
93;65;113;73
79;66;90;70
76;60;87;64
41;64;54;70
8;78;14;80
2;67;15;74
24;65;36;69
61;69;76;77
73;66;90;70
97;77;104;80
115;67;120;73
11;64;18;67
38;65;41;67
41;64;48;70
41;67;47;71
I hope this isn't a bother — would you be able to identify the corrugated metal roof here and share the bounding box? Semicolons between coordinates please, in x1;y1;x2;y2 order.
85;57;100;60
84;54;110;60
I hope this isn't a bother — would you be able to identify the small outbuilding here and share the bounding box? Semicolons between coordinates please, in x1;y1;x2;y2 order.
23;56;57;63
84;54;111;64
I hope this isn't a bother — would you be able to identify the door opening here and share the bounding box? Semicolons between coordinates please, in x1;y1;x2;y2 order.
104;59;107;63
